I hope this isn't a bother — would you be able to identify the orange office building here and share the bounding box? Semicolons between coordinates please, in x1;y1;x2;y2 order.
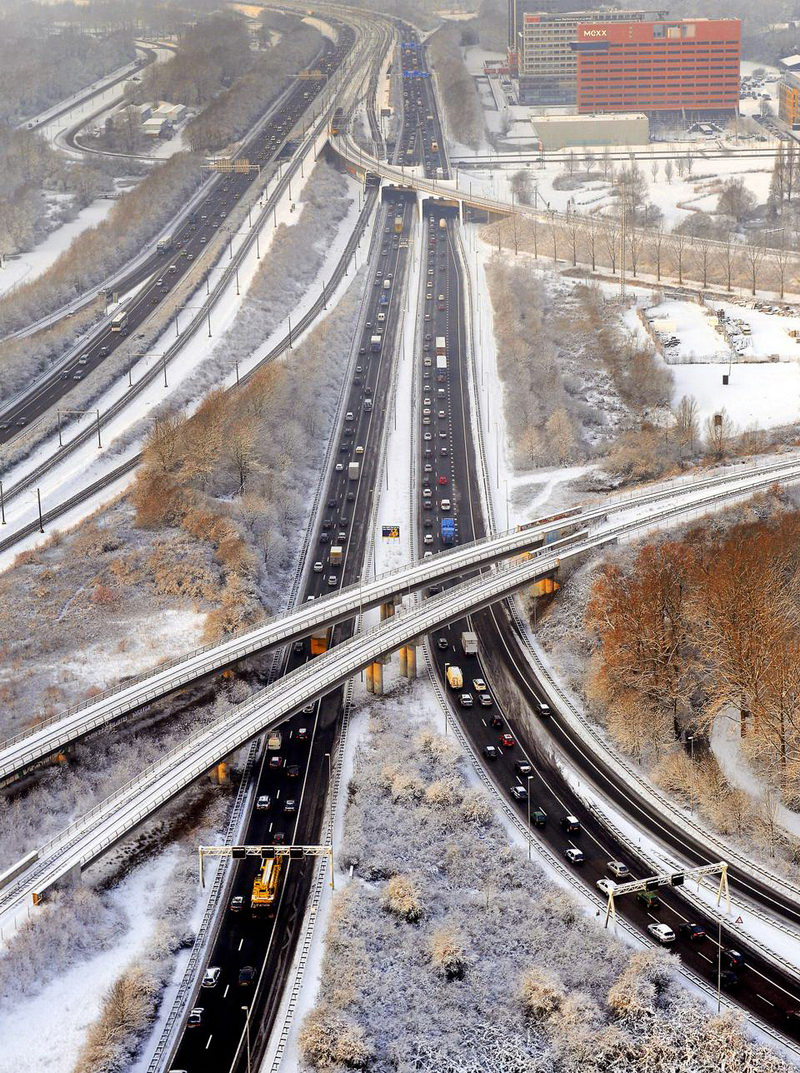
572;18;741;118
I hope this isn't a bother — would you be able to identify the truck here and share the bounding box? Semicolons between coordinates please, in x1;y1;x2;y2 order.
445;665;463;689
251;855;283;913
441;517;456;545
330;545;343;566
394;214;403;233
156;234;173;253
348;461;360;480
461;631;478;656
267;729;283;751
310;627;330;656
370;335;382;352
435;336;446;356
436;355;447;372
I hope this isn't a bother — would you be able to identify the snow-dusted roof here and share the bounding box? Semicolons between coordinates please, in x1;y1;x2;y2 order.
779;54;800;69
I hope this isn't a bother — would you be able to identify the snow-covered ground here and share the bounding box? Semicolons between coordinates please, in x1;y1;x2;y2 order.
0;199;117;297
0;850;179;1073
0;127;374;572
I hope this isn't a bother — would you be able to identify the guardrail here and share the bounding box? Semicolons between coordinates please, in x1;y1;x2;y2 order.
4;480;798;916
3;454;800;784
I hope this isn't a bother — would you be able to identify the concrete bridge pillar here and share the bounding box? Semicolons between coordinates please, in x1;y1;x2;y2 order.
380;600;396;622
365;662;384;695
210;762;230;786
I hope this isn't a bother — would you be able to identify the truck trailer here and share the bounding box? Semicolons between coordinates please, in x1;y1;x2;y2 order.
370;335;382;352
435;336;446;356
445;665;463;689
441;517;456;545
348;461;360;480
461;631;478;656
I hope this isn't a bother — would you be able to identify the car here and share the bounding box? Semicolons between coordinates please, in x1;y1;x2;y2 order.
256;795;271;810
437;637;449;650
647;923;676;944
459;693;473;708
510;785;528;801
268;755;284;770
565;846;584;864
286;764;301;778
156;278;164;286
484;745;500;760
636;890;661;910
533;699;552;718
607;861;630;879
187;1008;204;1028
499;733;515;748
78;356;89;365
202;967;221;988
489;714;503;729
719;969;739;989
426;293;432;300
284;798;297;813
238;966;256;986
296;727;309;741
680;922;707;941
479;694;494;708
440;447;449;456
438;475;448;485
596;878;616;896
72;373;83;380
230;895;245;912
514;759;533;776
561;814;581;833
328;575;337;587
319;533;329;544
423;533;434;544
423;432;432;441
472;678;487;692
723;948;745;969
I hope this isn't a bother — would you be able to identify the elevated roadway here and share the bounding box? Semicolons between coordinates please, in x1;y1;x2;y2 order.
2;453;800;786
4;458;800;924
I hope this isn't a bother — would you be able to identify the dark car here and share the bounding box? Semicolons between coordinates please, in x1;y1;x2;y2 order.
238;965;256;986
722;948;745;969
230;895;244;912
286;764;301;778
489;714;503;728
483;745;500;760
680;923;707;941
719;970;739;990
514;759;533;776
437;637;449;651
296;727;309;742
283;798;297;813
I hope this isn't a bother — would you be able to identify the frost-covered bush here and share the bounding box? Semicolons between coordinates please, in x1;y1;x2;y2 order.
300;700;795;1073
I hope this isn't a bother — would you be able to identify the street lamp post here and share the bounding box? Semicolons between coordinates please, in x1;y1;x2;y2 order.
0;480;5;525
36;488;44;534
241;1005;251;1073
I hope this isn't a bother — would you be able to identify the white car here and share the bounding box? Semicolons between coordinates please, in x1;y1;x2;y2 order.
647;923;676;944
565;847;585;865
313;562;323;573
607;860;630;879
423;533;434;544
202;967;221;988
441;499;451;511
596;878;616;897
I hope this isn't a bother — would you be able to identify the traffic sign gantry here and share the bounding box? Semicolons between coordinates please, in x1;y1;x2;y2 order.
598;861;729;927
199;844;334;889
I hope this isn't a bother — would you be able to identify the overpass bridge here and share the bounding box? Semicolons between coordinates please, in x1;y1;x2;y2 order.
3;452;800;787
2;453;800;924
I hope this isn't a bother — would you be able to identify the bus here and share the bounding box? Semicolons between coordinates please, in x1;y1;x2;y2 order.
251;854;284;913
110;309;128;332
394;214;403;233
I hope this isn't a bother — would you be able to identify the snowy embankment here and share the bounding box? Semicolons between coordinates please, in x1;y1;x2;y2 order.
284;688;794;1073
0;150;375;572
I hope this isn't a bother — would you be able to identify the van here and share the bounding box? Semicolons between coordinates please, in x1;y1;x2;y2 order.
383;279;391;289
377;312;386;322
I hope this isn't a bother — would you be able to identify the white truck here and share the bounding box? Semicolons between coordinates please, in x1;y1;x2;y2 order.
330;545;343;565
461;631;478;656
348;461;360;480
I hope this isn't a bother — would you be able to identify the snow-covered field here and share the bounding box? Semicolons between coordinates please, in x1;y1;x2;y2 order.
0;199;117;297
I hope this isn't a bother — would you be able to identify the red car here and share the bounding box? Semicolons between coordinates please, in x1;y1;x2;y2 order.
500;733;515;748
438;476;448;485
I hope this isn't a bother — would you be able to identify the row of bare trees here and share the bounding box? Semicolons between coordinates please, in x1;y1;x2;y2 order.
492;210;800;298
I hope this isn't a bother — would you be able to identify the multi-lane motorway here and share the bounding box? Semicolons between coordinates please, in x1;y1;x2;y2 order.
409;39;800;1040
165;77;416;1072
0;25;353;441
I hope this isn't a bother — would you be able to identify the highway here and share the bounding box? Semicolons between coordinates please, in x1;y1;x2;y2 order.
0;24;353;438
163;26;414;1066
404;40;800;1042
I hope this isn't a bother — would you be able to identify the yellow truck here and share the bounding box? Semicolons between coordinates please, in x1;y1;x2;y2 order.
445;665;463;689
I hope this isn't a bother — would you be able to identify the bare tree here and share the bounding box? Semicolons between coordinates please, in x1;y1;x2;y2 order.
673;395;700;461
650;226;666;282
669;231;689;285
742;240;766;296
